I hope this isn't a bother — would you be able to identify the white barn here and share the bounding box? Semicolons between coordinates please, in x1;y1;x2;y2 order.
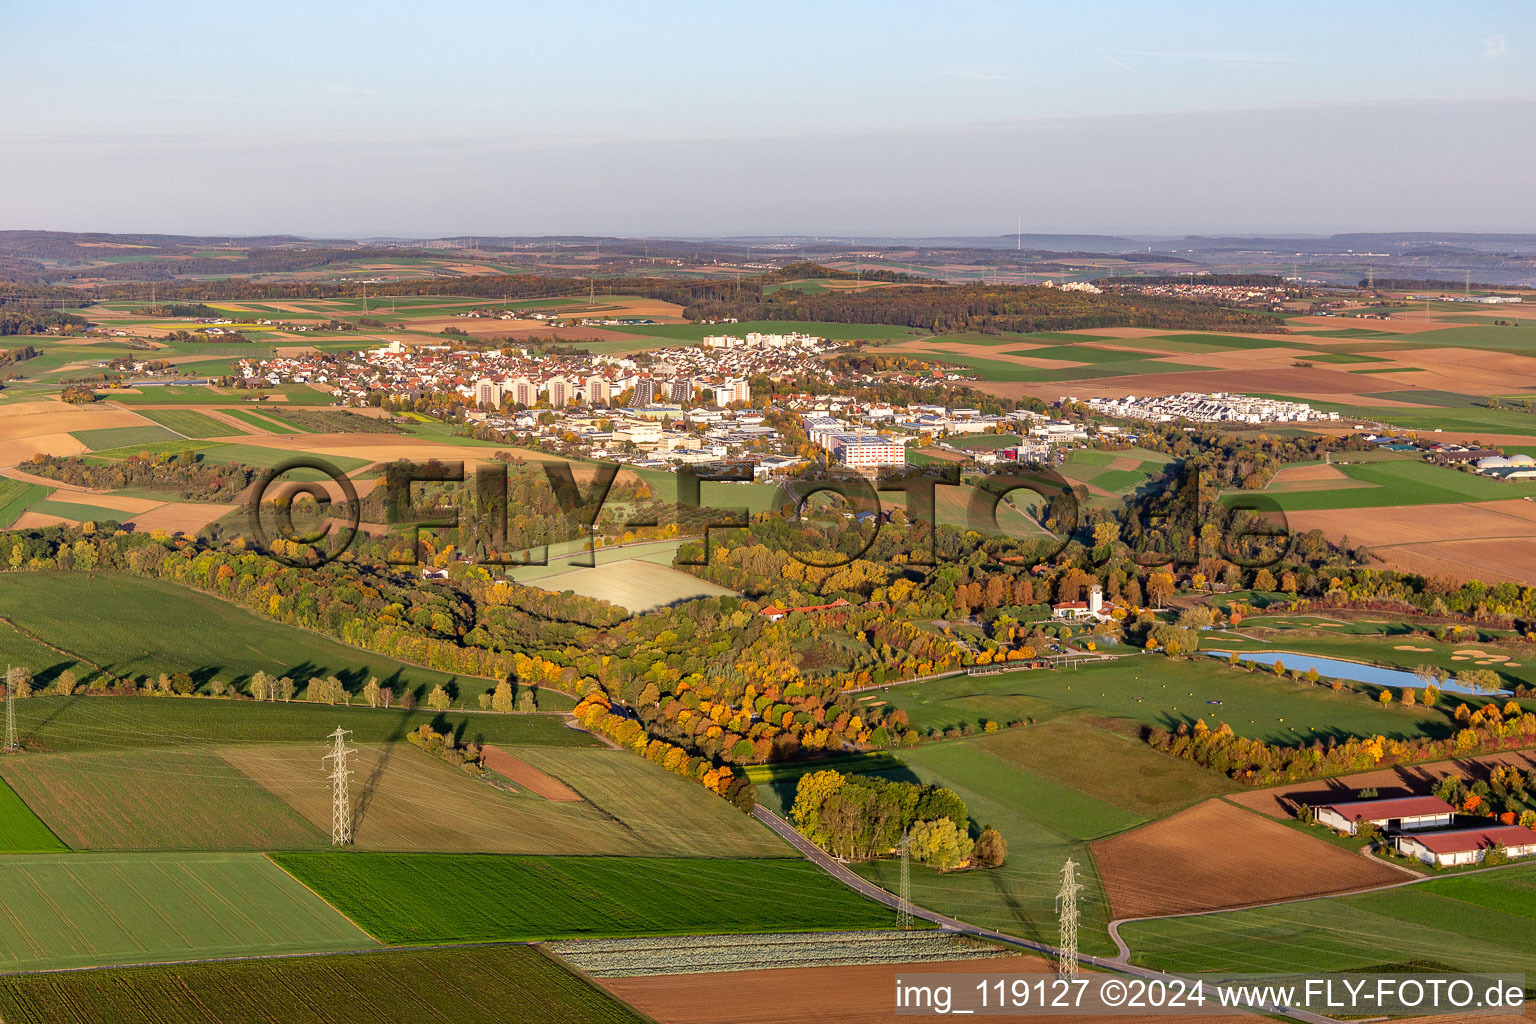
1396;826;1536;867
1312;796;1455;836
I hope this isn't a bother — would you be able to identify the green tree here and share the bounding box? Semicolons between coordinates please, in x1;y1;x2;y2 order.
491;680;515;713
427;685;452;711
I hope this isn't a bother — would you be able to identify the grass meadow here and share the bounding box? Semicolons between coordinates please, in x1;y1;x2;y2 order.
881;656;1456;744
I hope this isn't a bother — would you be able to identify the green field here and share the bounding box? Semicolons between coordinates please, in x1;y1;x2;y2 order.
969;717;1239;818
0;572;516;699
0;780;65;852
87;439;221;461
68;424;180;451
12;694;588;755
1233;458;1536;510
140;408;236;438
21;498;131;524
0;944;648;1024
197;442;372;473
272;852;899;943
0;479;48;528
223;407;301;433
881;657;1455;744
0;749;328;850
852;738;1129;957
0;852;373;971
1123;863;1536;974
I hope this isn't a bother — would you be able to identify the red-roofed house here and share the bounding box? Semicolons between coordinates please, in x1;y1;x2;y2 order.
759;598;851;622
1312;796;1456;836
1396;826;1536;867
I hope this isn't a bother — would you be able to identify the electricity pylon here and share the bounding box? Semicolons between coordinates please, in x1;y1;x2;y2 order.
3;666;18;754
322;727;356;845
896;830;913;931
1054;858;1083;979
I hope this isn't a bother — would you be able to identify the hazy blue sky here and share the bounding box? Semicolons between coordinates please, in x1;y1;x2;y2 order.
3;0;1533;236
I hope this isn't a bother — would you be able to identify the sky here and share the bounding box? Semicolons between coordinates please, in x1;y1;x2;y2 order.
2;0;1534;237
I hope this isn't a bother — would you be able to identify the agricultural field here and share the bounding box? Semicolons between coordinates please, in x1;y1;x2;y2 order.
1121;863;1536;975
0;852;373;971
1089;798;1402;920
0;943;649;1024
549;929;1005;976
68;424;178;451
599;954;1134;1024
218;743;783;857
139;407;239;438
0;781;65;852
1286;498;1536;585
0;748;327;850
0;572;498;698
11;695;588;755
0;479;48;527
271;853;900;943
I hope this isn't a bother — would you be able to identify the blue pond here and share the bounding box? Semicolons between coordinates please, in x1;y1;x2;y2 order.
1204;650;1509;696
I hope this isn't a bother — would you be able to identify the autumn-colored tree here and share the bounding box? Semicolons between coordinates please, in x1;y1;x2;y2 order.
972;827;1007;868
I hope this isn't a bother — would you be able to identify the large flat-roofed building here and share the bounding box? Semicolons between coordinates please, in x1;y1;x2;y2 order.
831;435;906;469
1312;796;1456;836
1396;825;1536;867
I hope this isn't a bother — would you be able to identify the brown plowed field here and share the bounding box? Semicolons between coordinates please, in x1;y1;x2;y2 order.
482;744;583;800
1228;750;1536;819
600;956;1254;1024
1291;500;1536;584
1089;799;1402;919
126;502;236;535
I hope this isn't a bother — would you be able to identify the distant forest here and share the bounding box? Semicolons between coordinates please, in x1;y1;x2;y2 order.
683;282;1284;334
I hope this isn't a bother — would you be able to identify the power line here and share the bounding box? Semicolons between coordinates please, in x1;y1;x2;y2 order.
3;666;18;754
897;830;913;931
1054;857;1082;979
322;726;357;845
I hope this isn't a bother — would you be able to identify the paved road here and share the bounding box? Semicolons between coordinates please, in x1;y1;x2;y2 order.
753;805;1340;1023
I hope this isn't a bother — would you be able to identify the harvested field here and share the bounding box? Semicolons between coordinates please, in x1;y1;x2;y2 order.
222;743;648;854
976;366;1407;403
600;955;1253;1024
9;511;72;528
526;557;738;613
482;744;583;800
224;743;782;857
1268;463;1349;485
39;491;161;515
0;749;327;850
1291;499;1536;584
125;501;236;534
0;402;149;466
1089;798;1402;919
1228;750;1536;819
